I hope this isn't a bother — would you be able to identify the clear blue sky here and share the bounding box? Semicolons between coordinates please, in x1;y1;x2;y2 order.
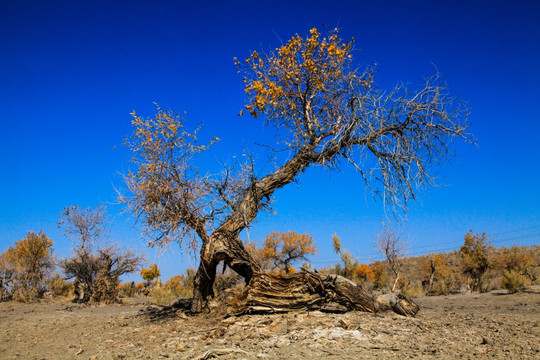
1;0;539;281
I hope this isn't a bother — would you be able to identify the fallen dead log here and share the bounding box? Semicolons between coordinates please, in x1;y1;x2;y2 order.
231;269;419;317
374;292;420;317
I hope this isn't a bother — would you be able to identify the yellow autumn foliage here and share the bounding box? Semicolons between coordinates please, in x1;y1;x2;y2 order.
0;231;54;301
249;231;317;274
140;263;161;282
238;27;372;146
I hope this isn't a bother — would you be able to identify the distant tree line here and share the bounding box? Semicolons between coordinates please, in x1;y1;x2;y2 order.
130;228;539;306
323;229;539;296
2;215;538;305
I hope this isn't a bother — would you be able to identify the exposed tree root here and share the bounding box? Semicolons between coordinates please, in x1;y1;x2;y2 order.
140;269;420;320
230;269;419;317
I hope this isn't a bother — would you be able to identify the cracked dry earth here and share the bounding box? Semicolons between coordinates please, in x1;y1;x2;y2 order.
0;289;538;359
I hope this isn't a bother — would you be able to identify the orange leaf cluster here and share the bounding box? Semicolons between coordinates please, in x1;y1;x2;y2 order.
250;231;318;274
238;28;372;147
140;263;161;282
354;263;375;282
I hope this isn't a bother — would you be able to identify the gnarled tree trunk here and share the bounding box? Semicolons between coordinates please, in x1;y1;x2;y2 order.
191;230;261;312
231;269;419;317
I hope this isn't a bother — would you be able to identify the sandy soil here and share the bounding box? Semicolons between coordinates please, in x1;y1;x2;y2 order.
0;289;538;359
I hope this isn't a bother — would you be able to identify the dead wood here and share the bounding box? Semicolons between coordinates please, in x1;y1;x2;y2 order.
374;292;420;317
140;298;194;321
230;268;419;317
139;269;419;319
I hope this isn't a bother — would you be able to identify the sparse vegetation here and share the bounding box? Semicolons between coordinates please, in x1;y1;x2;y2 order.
150;269;196;304
320;234;538;297
421;255;454;295
331;234;359;280
500;270;529;293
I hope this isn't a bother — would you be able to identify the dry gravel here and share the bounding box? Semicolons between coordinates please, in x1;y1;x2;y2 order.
1;288;538;359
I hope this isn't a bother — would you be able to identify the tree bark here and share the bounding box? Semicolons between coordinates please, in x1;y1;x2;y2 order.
230;269;419;317
191;230;261;312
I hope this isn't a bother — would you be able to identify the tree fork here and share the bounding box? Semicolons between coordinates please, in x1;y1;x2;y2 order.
191;231;261;313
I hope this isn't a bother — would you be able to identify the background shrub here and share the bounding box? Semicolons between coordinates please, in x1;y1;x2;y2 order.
500;270;529;293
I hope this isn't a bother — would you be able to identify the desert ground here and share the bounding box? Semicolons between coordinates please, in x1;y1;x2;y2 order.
0;288;538;360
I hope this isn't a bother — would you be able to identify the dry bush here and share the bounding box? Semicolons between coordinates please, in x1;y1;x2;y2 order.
491;245;537;290
371;261;390;290
500;270;530;293
0;255;15;301
135;282;148;295
149;285;179;305
117;281;138;298
460;231;490;292
495;246;535;272
353;264;375;290
523;264;539;284
325;244;539;296
330;234;360;281
150;269;196;304
45;273;73;297
400;279;424;298
165;275;190;296
214;266;246;295
421;255;457;295
430;271;460;295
